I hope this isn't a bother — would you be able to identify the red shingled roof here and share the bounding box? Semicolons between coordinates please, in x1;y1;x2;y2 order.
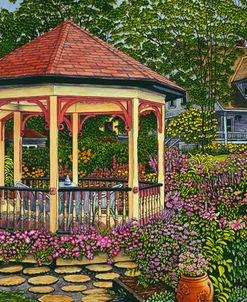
6;128;47;139
0;20;183;91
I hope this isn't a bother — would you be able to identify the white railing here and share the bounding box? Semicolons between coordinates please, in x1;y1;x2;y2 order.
216;131;247;141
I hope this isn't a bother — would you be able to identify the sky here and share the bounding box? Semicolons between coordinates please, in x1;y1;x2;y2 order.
0;0;22;11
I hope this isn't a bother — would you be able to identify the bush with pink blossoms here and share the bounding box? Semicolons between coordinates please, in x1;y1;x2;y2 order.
178;252;209;277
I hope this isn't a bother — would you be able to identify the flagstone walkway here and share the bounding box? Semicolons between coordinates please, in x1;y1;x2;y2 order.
0;259;139;301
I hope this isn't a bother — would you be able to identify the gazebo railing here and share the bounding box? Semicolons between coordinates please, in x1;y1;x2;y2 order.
0;178;163;232
139;181;163;225
0;186;50;230
58;184;131;232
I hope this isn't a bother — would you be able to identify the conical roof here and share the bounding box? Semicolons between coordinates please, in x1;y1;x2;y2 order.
0;20;184;97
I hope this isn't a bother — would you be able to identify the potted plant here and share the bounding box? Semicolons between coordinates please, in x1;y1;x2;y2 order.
176;252;213;302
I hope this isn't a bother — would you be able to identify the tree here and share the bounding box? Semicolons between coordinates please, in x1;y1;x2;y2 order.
0;0;118;58
166;108;218;150
112;0;247;108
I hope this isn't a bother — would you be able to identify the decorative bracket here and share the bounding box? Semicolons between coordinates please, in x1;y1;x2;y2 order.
139;99;163;133
57;96;132;132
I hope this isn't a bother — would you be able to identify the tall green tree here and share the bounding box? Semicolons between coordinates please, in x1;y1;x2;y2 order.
112;0;246;108
0;0;118;58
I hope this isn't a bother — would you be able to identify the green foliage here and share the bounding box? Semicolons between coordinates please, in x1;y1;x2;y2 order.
4;156;14;186
146;291;176;302
78;138;128;171
202;223;235;302
113;0;246;108
0;290;36;302
166;108;218;150
229;287;247;302
0;0;118;58
226;238;247;287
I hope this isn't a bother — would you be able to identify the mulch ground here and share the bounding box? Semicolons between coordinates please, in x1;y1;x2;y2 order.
114;277;174;301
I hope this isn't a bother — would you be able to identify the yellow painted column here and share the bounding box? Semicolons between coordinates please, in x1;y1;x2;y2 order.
49;96;59;233
0;121;5;186
72;113;78;185
158;103;165;207
128;98;139;220
14;112;22;183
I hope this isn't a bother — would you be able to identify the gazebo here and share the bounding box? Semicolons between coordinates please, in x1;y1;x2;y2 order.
0;20;185;233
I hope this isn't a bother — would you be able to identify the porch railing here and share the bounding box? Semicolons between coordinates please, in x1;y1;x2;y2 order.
0;178;163;232
216;131;247;141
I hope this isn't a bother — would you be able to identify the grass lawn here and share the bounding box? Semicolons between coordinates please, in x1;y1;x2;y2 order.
213;154;228;161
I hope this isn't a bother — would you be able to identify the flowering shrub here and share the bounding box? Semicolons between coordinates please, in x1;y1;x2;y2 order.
119;210;203;287
149;147;246;301
229;219;246;231
88;156;146;180
178;252;209;277
22;166;47;178
0;227;124;265
166;108;218;148
205;142;247;155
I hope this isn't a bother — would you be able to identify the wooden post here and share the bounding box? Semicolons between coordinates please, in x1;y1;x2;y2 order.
13;112;22;183
49;96;59;233
223;112;228;145
72;113;78;185
158;104;165;208
0;121;5;186
128;98;139;220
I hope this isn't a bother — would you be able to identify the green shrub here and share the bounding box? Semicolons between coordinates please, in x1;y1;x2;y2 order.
227;238;247;287
146;291;176;302
229;287;247;302
4;156;14;186
0;290;36;302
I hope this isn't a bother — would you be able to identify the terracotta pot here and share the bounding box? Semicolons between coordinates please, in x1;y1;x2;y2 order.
176;273;213;302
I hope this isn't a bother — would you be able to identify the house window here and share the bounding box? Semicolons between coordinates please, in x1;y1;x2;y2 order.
227;118;234;132
104;122;113;132
169;99;176;108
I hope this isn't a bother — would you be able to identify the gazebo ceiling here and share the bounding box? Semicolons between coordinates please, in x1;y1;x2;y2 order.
0;20;185;100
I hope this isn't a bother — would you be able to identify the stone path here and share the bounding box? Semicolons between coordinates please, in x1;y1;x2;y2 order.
0;257;139;301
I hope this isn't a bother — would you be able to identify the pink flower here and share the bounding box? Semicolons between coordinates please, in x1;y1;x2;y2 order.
229;219;246;230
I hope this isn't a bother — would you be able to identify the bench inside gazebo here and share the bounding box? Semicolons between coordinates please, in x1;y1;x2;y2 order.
0;20;185;233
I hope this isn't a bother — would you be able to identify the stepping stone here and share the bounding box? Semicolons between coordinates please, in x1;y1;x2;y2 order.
92;281;112;288
64;274;90;283
86;264;112;272
124;270;141;277
95;272;120;280
82;288;108;295
55;266;82;274
114;262;137;269
28;275;58;285
81;294;112;302
28;286;55;294
39;295;74;302
0;265;23;274
113;253;131;262
0;276;25;286
23;266;50;275
61;285;87;292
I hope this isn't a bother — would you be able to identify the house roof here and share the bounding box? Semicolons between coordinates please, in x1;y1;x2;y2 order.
230;48;247;83
6;128;47;139
0;20;184;98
